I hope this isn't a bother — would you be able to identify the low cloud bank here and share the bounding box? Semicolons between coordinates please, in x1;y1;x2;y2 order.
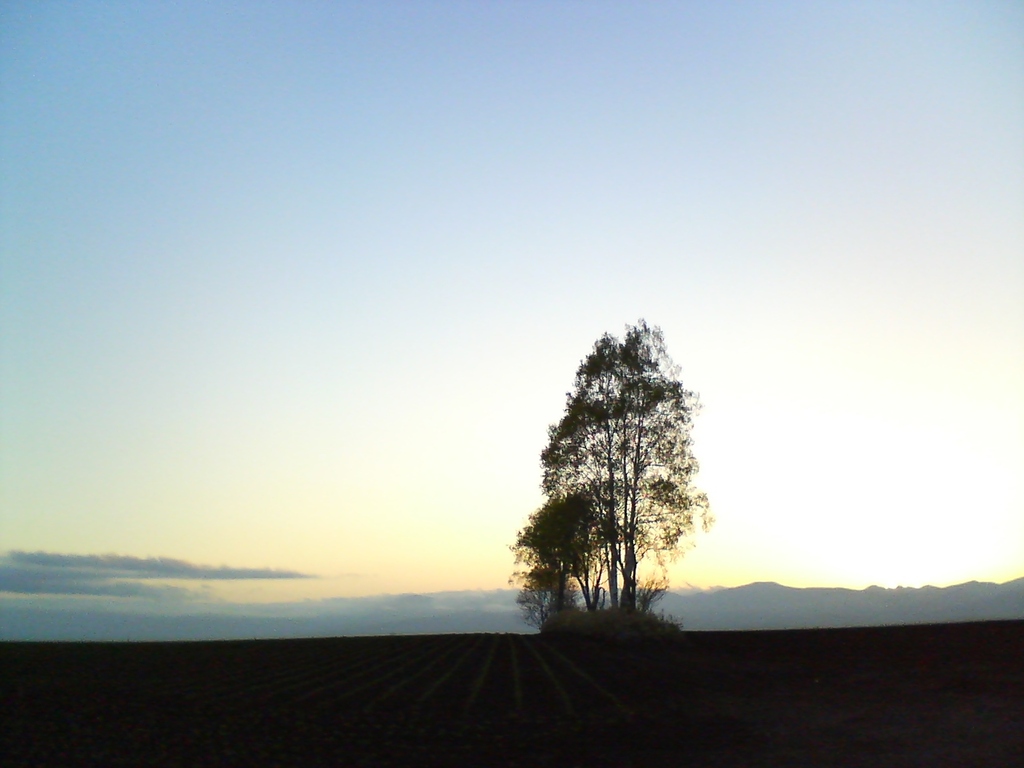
2;578;1021;641
0;589;527;641
0;551;315;600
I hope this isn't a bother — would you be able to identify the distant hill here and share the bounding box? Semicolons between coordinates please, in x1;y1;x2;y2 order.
2;578;1022;640
661;577;1024;630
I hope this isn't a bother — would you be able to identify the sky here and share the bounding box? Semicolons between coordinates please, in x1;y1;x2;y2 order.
2;1;1022;612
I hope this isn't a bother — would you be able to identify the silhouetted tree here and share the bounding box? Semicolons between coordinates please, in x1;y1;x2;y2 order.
635;572;670;614
540;320;712;610
512;493;605;612
513;567;579;628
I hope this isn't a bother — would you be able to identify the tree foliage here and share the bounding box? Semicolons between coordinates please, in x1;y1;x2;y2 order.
511;493;605;612
534;320;712;612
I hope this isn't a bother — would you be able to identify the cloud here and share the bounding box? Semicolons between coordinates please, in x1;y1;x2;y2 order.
0;551;316;599
6;551;314;579
0;566;194;599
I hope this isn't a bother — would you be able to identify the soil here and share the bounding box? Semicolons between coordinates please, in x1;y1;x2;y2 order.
3;620;1021;766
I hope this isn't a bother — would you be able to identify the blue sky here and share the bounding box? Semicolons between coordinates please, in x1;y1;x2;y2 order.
2;1;1022;608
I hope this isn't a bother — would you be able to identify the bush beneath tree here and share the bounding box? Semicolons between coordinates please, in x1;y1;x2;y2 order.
540;607;683;640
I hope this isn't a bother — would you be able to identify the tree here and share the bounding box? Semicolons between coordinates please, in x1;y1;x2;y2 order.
513;567;579;629
635;572;670;614
540;320;712;611
512;493;606;612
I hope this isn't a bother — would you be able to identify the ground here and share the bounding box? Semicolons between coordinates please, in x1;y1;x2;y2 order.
2;620;1021;766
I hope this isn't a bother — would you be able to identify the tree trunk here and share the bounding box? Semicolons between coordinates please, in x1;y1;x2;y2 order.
606;541;619;608
622;543;637;611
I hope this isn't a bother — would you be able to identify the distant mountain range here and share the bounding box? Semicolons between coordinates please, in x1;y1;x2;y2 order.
660;577;1024;630
2;578;1022;641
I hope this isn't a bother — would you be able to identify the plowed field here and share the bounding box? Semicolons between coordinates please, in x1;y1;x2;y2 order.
3;621;1022;766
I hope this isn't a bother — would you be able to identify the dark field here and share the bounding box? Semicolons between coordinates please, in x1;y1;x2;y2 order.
3;620;1021;767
